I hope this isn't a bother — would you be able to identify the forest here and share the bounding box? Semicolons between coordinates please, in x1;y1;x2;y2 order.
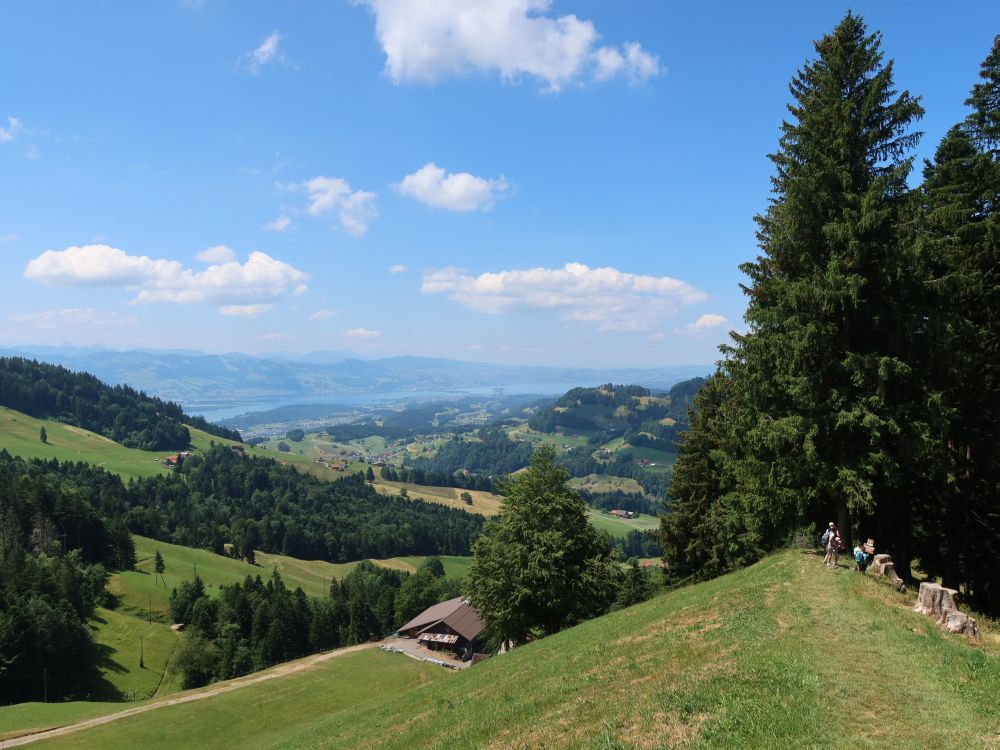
0;451;136;704
0;357;241;450
662;18;1000;615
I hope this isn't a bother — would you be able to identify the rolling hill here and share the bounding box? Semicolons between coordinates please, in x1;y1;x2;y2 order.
5;549;997;749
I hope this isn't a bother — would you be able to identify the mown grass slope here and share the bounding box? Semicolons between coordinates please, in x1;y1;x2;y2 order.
115;535;472;619
0;648;444;747
21;550;1000;749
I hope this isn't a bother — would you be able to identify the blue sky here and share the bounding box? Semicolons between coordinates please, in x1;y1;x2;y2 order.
0;1;995;367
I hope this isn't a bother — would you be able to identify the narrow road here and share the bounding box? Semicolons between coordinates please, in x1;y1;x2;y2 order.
0;643;375;748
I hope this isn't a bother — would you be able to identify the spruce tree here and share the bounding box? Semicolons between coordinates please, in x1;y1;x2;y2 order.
725;12;926;574
915;37;1000;612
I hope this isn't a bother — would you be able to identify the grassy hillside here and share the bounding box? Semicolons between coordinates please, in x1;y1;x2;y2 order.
585;509;661;538
0;648;444;747
113;535;471;619
24;549;999;749
0;407;169;480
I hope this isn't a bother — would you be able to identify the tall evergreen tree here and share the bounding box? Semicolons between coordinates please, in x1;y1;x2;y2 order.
914;36;1000;612
724;12;926;575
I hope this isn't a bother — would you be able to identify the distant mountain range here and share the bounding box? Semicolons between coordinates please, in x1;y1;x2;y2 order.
0;346;710;411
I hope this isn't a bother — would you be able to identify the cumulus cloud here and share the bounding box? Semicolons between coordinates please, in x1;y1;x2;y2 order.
357;0;661;91
263;215;292;232
345;327;381;338
397;163;509;211
12;308;139;330
0;117;21;143
674;313;728;335
240;31;286;74
197;245;237;264
309;308;339;320
300;176;377;236
24;244;307;315
388;264;407;274
219;303;273;317
593;42;660;84
422;262;705;331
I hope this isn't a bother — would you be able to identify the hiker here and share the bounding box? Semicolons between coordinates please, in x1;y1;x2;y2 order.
829;535;843;567
853;543;868;572
822;522;839;566
854;539;875;572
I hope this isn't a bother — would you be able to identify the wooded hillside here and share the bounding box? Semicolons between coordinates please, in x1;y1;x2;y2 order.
0;357;241;450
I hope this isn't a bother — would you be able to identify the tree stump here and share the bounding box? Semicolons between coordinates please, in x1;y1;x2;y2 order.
869;554;907;593
913;582;979;637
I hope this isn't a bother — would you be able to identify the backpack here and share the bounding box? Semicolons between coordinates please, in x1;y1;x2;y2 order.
820;529;832;547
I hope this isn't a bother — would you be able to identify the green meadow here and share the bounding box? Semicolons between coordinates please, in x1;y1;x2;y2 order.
17;550;998;749
0;648;444;748
586;509;661;538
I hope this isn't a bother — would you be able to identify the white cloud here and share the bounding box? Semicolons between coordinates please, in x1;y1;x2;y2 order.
593;42;659;84
25;245;183;287
345;327;381;338
300;176;377;236
197;245;237;264
647;332;665;342
24;245;308;312
12;308;138;329
397;163;509;211
240;31;286;74
263;215;292;232
219;303;273;317
674;313;728;335
357;0;661;91
422;262;705;331
0;117;21;143
309;308;339;320
388;264;408;274
0;233;17;243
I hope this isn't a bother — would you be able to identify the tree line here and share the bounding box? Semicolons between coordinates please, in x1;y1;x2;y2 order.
169;558;460;689
0;357;241;450
379;465;495;493
124;445;485;562
662;16;1000;615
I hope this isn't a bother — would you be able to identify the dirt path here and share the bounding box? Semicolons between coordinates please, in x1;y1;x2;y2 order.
0;643;375;749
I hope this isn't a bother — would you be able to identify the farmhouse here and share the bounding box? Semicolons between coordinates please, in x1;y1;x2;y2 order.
397;596;485;661
610;509;635;519
164;451;191;467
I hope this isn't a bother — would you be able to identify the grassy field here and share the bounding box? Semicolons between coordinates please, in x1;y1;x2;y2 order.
0;407;170;480
114;535;472;619
569;473;646;495
88;534;471;704
0;649;445;748
372;478;504;516
0;704;126;743
0;406;253;482
22;549;1000;749
586;510;661;538
82;607;184;701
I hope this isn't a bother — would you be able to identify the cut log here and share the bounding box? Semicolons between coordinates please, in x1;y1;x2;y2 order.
913;582;979;637
869;554;906;593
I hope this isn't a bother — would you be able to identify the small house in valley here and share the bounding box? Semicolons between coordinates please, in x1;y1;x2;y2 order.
397;596;485;661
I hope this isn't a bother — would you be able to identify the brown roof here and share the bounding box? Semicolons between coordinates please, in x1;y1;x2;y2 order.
398;596;484;643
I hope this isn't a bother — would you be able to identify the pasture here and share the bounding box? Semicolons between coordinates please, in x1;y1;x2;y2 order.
21;550;999;749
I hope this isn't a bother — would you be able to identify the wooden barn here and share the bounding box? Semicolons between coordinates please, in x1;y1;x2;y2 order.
397;596;485;660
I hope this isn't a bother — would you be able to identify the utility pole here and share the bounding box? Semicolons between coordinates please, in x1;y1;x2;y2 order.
148;593;152;623
43;667;47;703
139;635;144;669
